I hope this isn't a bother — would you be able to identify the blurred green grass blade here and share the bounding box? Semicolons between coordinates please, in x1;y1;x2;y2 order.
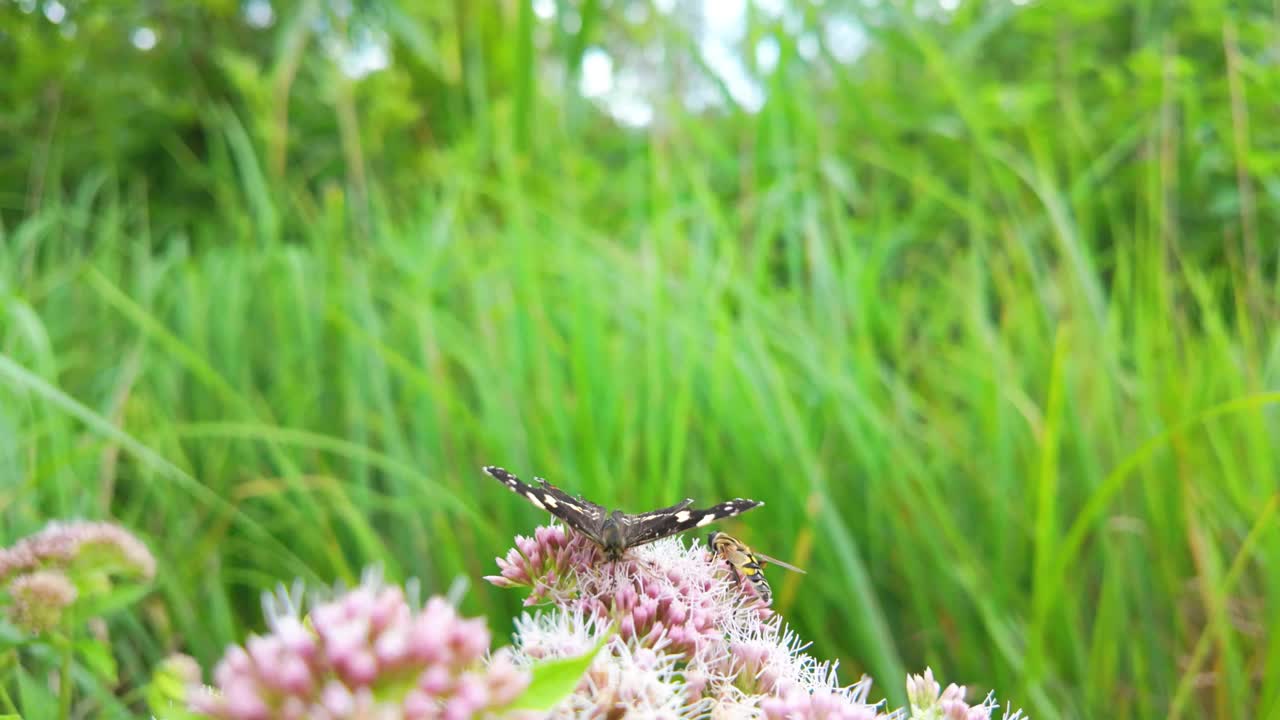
817;502;907;707
1050;392;1280;595
0;353;317;582
1027;327;1067;707
172;422;498;543
1169;494;1279;719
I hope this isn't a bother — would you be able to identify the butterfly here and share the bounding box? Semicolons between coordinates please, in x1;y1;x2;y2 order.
483;465;763;561
708;530;806;603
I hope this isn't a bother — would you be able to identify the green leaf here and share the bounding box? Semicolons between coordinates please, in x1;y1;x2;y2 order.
0;618;30;653
74;637;118;685
503;627;612;713
146;681;196;719
16;665;57;719
68;583;151;624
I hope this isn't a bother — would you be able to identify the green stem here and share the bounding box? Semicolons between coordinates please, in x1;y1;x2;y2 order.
58;636;72;719
0;649;19;714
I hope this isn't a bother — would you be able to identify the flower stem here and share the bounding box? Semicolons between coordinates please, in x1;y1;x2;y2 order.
58;636;73;719
0;649;20;714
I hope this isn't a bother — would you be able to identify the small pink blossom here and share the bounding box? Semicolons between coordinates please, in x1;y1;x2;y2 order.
905;668;1025;720
511;608;610;661
553;637;708;719
159;653;205;686
6;569;78;633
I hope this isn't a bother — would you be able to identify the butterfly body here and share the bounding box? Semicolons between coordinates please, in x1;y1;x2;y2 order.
708;530;806;603
484;466;762;561
597;510;629;560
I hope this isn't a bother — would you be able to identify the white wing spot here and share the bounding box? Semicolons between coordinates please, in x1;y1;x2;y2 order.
525;493;546;510
696;513;717;527
543;495;558;508
673;510;691;523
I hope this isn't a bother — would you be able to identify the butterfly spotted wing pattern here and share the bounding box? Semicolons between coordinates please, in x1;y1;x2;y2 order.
483;465;763;561
617;497;763;548
708;530;806;603
482;465;606;545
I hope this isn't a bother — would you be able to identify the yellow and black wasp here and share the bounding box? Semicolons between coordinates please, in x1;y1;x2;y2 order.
708;531;806;604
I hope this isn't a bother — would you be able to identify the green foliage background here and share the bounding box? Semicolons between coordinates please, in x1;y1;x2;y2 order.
2;0;1279;718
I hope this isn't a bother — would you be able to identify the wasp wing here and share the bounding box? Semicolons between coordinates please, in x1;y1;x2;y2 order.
753;551;807;574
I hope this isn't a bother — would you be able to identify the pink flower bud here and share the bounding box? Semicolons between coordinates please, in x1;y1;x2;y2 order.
6;570;77;633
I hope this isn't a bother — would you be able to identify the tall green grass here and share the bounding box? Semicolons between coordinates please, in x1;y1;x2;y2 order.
3;2;1280;719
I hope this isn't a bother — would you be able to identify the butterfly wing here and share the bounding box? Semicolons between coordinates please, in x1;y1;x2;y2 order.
483;466;606;542
625;498;694;523
621;498;763;549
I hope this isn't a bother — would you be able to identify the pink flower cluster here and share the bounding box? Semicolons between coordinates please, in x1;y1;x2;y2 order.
0;520;155;633
761;684;880;720
190;579;530;720
487;523;1030;720
489;526;875;717
489;526;772;660
485;525;595;604
0;520;156;583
